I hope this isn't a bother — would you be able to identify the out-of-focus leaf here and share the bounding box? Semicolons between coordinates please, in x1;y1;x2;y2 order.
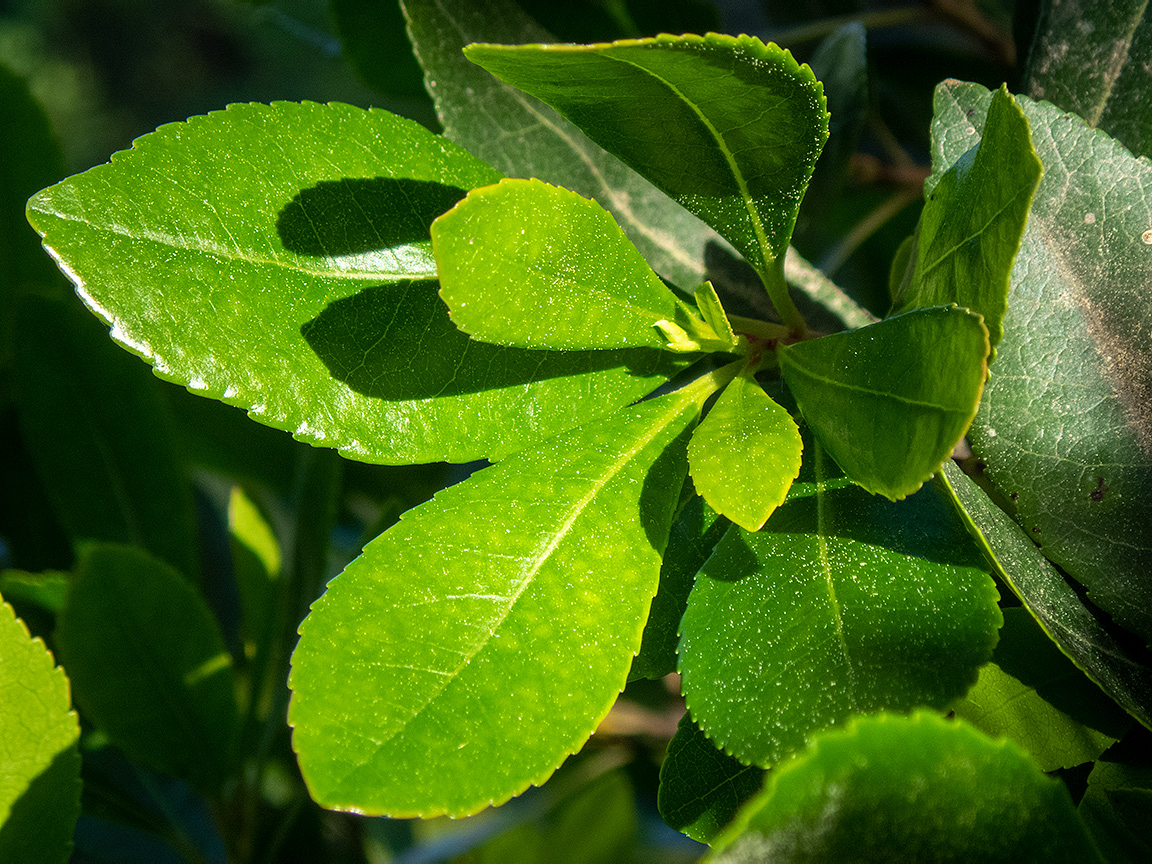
0;596;79;864
939;461;1152;730
778;306;989;500
433;178;697;349
1079;740;1152;864
687;371;802;532
402;0;718;289
710;712;1101;863
658;713;766;843
55;545;239;794
543;770;637;864
464;34;828;314
895;85;1041;350
0;570;70;615
679;443;1001;768
932;81;1152;645
1025;0;1152;159
954;607;1132;770
13;295;199;579
329;0;426;99
290;383;707;816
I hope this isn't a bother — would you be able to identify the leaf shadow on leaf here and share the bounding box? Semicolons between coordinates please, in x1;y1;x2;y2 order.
276;177;470;257
0;740;79;863
300;281;674;400
638;418;697;552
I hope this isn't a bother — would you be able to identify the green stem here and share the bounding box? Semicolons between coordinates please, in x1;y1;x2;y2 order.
769;8;934;46
727;315;791;341
759;256;809;337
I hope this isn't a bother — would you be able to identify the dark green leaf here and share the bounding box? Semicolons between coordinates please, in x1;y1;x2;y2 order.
895;85;1041;350
687;371;802;531
778;306;990;500
938;461;1152;730
55;545;239;793
289;381;710;816
0;596;79;864
402;0;717;289
932;81;1152;645
543;770;638;864
658;713;766;843
679;443;1001;767
1079;741;1152;864
1025;0;1152;159
329;0;427;99
13;296;199;578
464;34;829;325
954;607;1132;770
433;178;698;349
0;571;70;616
710;712;1102;863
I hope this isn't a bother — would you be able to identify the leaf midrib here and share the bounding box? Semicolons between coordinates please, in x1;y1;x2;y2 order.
782;352;970;413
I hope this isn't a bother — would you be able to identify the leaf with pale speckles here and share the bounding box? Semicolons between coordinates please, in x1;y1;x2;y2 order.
288;382;709;816
678;441;1000;768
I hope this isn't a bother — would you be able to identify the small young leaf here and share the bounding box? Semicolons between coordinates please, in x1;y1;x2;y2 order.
0;596;80;864
693;281;738;349
289;382;710;817
679;444;1000;768
464;34;829;323
894;85;1041;350
954;608;1132;771
433;178;696;349
658;713;766;844
710;712;1102;863
778;306;990;500
55;545;239;794
687;371;802;532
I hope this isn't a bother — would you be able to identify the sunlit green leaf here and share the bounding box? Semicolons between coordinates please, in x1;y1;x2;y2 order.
954;608;1132;770
0;596;79;864
938;461;1152;730
710;712;1102;863
433;178;696;349
289;382;710;816
895;85;1041;350
778;306;989;500
932;81;1152;645
464;33;828;317
658;713;765;844
55;545;239;793
679;443;1000;767
687;371;802;531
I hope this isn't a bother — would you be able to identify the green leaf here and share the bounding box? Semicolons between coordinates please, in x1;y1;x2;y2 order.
1025;0;1152;159
710;712;1102;863
541;770;638;864
13;295;199;578
27;101;683;463
464;34;828;328
938;461;1152;730
778;306;990;500
55;544;239;793
932;81;1152;645
433;178;697;349
1079;742;1152;863
402;0;717;289
0;570;70;615
329;0;427;99
289;381;709;816
657;713;766;844
687;371;802;531
629;487;727;681
679;443;1001;768
0;596;80;864
953;608;1132;771
895;85;1041;350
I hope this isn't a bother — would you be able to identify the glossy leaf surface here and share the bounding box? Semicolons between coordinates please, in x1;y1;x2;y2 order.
1026;0;1152;159
679;444;1000;767
687;371;802;531
778;306;989;500
289;385;705;816
402;0;716;288
55;545;239;793
658;713;765;844
710;712;1101;863
954;608;1132;770
939;461;1152;729
896;85;1041;349
464;34;828;296
933;81;1152;644
0;597;79;864
434;178;692;349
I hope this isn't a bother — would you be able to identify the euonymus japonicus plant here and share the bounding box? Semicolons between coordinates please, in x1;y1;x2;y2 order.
22;13;1151;860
